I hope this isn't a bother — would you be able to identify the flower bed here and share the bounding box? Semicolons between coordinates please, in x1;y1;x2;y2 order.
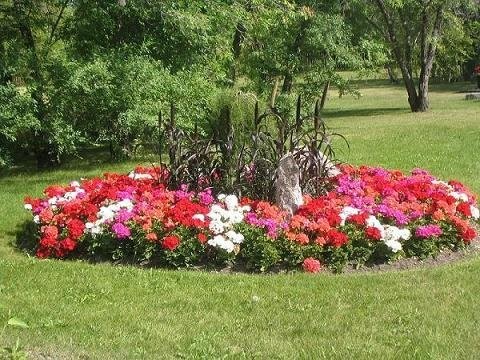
23;165;479;273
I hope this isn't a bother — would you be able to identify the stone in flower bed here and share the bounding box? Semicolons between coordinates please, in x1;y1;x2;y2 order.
21;165;479;273
465;93;480;100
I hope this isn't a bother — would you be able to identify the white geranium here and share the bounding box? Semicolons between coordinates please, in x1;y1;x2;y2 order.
208;235;235;253
128;171;153;180
204;193;248;253
384;239;402;253
209;220;225;235
225;230;244;244
192;214;205;222
339;206;360;226
470;206;479;220
224;194;239;211
450;191;469;202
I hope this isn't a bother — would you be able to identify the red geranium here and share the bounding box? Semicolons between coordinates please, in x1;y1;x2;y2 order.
456;202;472;217
326;229;348;247
162;235;180;251
365;226;382;241
461;228;476;243
67;219;85;240
197;233;208;244
302;257;321;273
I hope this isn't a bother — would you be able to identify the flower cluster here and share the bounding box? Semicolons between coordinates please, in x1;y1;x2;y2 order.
23;165;479;272
203;194;250;253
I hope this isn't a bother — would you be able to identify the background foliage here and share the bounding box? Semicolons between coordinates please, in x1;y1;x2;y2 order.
0;0;478;169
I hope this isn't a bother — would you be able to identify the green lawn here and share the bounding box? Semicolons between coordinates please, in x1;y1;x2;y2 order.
1;81;480;359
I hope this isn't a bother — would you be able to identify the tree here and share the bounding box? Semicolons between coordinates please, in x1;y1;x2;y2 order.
241;1;359;108
355;0;479;112
0;0;75;168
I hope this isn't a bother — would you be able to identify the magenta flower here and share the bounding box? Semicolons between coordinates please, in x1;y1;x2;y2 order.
415;224;442;238
112;222;131;239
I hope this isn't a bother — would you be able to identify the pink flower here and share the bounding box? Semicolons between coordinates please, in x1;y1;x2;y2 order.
112;223;131;239
415;224;442;238
302;257;321;273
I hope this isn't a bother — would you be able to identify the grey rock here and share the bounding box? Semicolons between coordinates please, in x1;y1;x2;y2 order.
465;93;480;100
275;153;303;215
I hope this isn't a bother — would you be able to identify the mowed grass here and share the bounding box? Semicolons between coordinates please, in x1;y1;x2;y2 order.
1;81;479;359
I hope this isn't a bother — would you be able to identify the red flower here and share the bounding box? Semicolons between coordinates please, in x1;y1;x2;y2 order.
197;233;208;244
365;226;382;241
36;247;51;258
461;228;476;243
60;237;76;252
146;232;158;242
39;236;56;248
456;202;472;217
39;208;54;223
44;185;65;198
162;235;180;251
326;229;348;248
302;257;321;273
67;219;85;240
325;210;341;227
295;233;310;245
42;225;58;240
348;213;368;227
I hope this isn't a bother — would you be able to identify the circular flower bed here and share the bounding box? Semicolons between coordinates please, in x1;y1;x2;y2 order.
23;165;479;273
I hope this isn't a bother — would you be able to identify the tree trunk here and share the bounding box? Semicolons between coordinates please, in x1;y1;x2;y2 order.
373;0;444;113
13;0;61;168
281;73;293;93
386;65;398;84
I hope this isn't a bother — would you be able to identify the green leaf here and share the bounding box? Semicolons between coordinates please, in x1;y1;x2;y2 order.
7;318;29;329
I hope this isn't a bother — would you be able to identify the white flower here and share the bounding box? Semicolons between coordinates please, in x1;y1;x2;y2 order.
117;199;134;210
85;221;103;235
225;230;244;244
128;172;153;180
470;206;479;220
382;225;411;243
451;191;469;202
242;205;251;212
220;240;235;253
63;191;78;201
209;220;225;235
217;194;226;201
385;239;402;253
227;211;244;224
33;215;40;224
48;197;57;205
98;206;115;222
366;215;385;238
432;180;453;190
70;181;81;188
24;204;32;211
207;235;235;253
192;214;205;222
224;195;239;211
339;206;360;226
398;228;411;241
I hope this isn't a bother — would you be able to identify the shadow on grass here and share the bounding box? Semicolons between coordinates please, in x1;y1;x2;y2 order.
0;147;160;180
323;107;407;119
11;220;38;256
